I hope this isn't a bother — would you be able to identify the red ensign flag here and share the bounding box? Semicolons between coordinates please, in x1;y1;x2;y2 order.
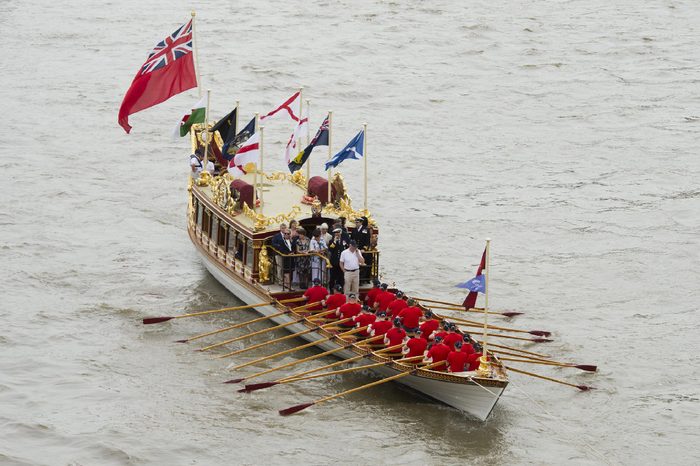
118;20;198;133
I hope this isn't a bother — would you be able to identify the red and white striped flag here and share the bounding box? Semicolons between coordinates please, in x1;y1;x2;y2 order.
260;91;301;122
228;132;259;176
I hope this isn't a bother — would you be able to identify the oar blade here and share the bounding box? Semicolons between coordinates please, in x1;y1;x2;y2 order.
501;311;523;317
575;365;597;372
240;381;279;393
279;402;314;416
532;338;553;343
143;316;173;325
529;330;551;337
577;385;595;391
223;378;245;384
174;339;189;343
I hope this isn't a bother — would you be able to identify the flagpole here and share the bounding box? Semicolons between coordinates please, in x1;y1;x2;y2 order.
235;100;240;130
297;88;303;171
305;99;311;182
478;238;491;377
259;125;265;207
195;89;212;187
253;112;259;210
327;110;333;205
363;122;368;211
191;11;202;98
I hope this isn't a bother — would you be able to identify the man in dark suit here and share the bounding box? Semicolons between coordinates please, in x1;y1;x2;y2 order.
351;216;372;284
327;227;348;290
270;223;292;286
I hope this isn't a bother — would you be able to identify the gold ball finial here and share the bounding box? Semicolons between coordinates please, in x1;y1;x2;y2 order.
191;10;196;17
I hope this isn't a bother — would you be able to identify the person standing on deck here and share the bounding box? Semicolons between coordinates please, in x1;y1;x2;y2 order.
270;223;290;286
327;228;347;290
340;240;365;295
309;228;328;284
189;148;214;179
320;223;332;246
351;216;372;284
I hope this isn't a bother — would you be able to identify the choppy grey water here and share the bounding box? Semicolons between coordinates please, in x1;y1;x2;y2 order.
2;0;699;464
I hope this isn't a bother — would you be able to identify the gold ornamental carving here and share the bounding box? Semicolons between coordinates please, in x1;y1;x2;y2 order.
258;246;271;283
242;203;302;232
322;197;376;229
264;171;307;190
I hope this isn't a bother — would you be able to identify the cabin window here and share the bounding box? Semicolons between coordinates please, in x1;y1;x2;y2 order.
245;238;254;267
218;222;227;247
234;232;244;261
211;217;219;243
202;209;212;236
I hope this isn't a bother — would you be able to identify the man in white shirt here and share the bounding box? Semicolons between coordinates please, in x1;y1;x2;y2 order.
340;240;365;295
190;148;214;179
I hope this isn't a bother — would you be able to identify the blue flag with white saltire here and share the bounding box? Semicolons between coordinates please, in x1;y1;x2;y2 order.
325;129;364;170
456;274;485;293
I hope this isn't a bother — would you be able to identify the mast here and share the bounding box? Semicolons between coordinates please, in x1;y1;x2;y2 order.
305;99;311;182
259;124;265;207
327;110;333;205
190;11;202;98
363;122;368;211
478;238;491;377
235;99;240;130
253;112;259;210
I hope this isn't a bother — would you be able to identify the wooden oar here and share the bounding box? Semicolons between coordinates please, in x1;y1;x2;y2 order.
240;342;406;392
413;297;523;317
478;333;552;343
498;357;597;372
216;317;354;360
504;365;595;391
142;301;274;324
275;354;424;385
487;342;551;358
228;333;384;386
279;360;443;416
490;348;555;361
438;314;551;337
224;319;359;370
176;309;292;343
199;307;335;352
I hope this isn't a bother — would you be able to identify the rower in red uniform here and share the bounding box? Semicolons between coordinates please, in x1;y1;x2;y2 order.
368;310;393;342
459;334;476;355
423;335;451;371
432;320;452;343
353;305;377;337
387;291;408;319
467;342;485;371
322;284;346;311
397;299;423;333
303;278;327;311
446;340;471;373
336;293;362;327
402;329;428;358
384;318;407;348
364;278;382;308
442;323;463;350
374;283;396;312
419;310;440;341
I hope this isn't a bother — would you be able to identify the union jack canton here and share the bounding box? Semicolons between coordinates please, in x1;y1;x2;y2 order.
140;20;193;76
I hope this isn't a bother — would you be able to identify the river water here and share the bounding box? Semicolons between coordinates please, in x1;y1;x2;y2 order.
2;0;699;464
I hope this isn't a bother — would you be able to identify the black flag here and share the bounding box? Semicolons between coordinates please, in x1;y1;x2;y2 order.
288;115;329;173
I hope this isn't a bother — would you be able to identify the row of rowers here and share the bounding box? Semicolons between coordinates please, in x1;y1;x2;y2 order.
302;279;485;373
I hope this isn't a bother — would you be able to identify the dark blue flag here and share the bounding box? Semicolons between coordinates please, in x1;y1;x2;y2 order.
325;129;364;170
456;274;485;293
222;117;255;161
